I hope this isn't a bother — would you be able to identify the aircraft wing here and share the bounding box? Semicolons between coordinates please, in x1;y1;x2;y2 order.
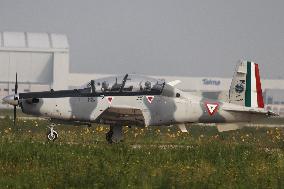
97;106;145;126
222;105;278;116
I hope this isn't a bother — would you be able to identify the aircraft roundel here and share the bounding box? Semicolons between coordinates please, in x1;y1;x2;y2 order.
205;102;219;116
146;96;154;104
107;96;114;104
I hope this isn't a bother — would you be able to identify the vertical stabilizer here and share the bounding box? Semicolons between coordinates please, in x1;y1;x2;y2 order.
229;60;264;108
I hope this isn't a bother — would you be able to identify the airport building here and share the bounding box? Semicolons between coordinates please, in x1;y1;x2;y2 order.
0;32;284;116
0;31;69;92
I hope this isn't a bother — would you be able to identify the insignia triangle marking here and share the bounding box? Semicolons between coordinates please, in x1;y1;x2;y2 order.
107;96;114;104
146;96;154;103
205;103;219;115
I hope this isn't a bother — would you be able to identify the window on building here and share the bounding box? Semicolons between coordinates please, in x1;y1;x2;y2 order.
4;89;8;92
24;89;30;92
267;96;273;104
280;108;284;116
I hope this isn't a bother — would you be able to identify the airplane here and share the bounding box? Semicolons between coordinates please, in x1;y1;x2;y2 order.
2;60;277;143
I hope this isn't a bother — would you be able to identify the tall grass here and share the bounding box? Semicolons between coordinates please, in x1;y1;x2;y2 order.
0;117;283;188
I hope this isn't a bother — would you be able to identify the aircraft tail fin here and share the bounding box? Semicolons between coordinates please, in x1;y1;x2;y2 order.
229;60;264;108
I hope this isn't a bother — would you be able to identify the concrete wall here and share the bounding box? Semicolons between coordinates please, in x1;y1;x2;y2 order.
53;52;69;90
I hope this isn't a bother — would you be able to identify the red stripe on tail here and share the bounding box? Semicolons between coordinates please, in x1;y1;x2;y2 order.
255;64;264;108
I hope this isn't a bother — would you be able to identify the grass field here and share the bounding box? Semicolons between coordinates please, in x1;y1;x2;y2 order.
0;114;283;188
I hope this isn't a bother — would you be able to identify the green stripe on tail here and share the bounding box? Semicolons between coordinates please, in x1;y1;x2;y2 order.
245;62;251;107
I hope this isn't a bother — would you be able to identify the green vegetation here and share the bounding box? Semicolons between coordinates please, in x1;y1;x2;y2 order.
0;117;283;188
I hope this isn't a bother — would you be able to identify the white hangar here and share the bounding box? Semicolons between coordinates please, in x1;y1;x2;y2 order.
0;32;69;98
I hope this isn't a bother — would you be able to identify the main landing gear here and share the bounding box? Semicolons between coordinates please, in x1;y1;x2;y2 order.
45;123;123;143
106;124;123;144
47;124;58;141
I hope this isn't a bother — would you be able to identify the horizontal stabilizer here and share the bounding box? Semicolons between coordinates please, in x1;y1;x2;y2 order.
222;105;278;116
217;123;243;132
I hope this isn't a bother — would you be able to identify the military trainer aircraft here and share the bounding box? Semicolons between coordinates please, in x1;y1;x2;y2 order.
3;60;277;143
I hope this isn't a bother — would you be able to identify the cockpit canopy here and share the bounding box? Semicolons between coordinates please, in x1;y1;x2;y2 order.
83;74;165;94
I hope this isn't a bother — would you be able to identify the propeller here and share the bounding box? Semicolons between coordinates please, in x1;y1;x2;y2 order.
13;73;18;126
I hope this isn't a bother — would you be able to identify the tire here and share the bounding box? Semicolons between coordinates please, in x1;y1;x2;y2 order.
47;130;58;141
105;130;113;144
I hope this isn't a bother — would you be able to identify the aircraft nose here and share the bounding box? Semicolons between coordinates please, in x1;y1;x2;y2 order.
2;95;19;106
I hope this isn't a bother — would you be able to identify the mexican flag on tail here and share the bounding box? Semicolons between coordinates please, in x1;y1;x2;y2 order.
244;61;264;108
229;60;264;109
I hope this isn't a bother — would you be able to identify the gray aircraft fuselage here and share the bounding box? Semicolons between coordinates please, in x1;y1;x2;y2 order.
2;70;273;142
19;84;259;127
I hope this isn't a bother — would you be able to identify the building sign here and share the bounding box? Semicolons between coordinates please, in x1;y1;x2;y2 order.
202;79;221;86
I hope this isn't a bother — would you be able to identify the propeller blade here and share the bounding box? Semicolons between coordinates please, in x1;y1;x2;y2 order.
13;105;16;126
14;73;18;126
15;73;18;95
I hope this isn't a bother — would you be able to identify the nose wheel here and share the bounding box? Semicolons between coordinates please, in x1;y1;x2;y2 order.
47;125;58;141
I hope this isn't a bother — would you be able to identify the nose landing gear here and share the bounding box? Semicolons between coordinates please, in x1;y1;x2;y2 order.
47;124;58;141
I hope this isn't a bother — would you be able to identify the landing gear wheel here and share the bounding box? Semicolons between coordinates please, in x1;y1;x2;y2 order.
106;130;113;144
105;125;123;144
47;125;58;141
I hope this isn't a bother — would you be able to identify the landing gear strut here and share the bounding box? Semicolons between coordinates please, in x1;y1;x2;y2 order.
47;124;58;141
105;124;123;144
